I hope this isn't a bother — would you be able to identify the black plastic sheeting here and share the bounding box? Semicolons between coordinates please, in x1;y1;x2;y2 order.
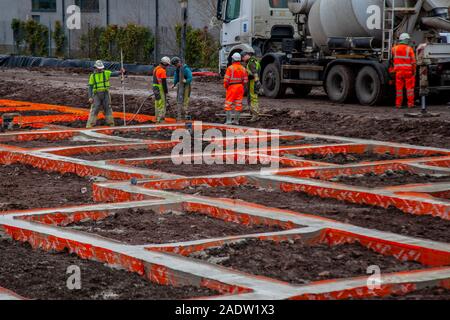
0;55;181;76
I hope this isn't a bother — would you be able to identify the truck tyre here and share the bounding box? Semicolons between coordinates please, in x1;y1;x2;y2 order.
262;62;286;98
356;66;383;106
293;85;312;97
325;65;355;103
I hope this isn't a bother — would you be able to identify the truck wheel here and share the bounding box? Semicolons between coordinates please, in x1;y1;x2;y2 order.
356;66;383;106
262;62;286;98
325;65;355;103
293;85;312;97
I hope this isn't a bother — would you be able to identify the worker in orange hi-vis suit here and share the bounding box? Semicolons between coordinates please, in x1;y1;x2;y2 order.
224;52;248;125
392;33;417;109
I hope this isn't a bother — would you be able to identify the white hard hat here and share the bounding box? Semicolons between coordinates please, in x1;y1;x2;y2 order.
399;33;411;41
161;56;171;65
94;60;105;70
232;52;242;62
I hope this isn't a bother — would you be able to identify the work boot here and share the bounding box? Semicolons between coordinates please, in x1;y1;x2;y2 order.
233;112;241;126
249;115;260;123
86;119;96;129
106;115;115;127
225;111;233;125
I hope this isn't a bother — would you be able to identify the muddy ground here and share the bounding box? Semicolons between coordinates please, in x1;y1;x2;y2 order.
42;119;154;129
73;147;173;161
138;161;282;176
0;239;217;300
180;185;450;243
0;68;449;148
112;129;175;140
299;152;443;165
0;164;93;211
0;110;63;116
67;208;284;245
325;170;450;188
0;138;105;149
190;239;424;285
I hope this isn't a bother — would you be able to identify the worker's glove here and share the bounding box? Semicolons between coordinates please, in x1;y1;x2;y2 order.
183;79;187;84
89;98;94;104
255;81;262;92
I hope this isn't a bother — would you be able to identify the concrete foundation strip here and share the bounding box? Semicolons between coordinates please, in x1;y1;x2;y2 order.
0;101;450;299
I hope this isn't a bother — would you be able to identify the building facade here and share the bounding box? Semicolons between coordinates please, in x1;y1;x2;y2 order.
0;0;219;60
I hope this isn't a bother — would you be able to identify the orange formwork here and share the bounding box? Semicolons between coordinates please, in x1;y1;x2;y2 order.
1;100;450;300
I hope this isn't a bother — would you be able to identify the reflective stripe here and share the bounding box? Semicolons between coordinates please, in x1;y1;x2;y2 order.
226;65;247;85
394;56;411;60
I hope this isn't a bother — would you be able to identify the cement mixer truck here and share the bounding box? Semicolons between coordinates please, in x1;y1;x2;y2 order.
216;0;450;105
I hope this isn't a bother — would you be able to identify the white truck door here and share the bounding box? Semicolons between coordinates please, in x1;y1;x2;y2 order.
222;0;250;46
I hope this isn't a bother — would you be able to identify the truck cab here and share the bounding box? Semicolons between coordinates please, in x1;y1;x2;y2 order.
216;0;298;73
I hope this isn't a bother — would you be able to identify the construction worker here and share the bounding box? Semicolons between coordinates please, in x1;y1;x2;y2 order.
171;56;193;119
224;52;248;125
242;49;262;122
392;33;417;109
87;60;125;128
153;56;171;123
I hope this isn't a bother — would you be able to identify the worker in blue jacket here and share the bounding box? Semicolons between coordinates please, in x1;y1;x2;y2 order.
171;57;193;119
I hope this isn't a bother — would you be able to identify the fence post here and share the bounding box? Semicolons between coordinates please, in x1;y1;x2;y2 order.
48;21;52;57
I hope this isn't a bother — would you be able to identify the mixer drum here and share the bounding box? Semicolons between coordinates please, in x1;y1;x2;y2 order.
308;0;384;50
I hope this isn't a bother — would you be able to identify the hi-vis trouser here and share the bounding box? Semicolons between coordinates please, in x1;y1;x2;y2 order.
153;84;166;123
225;84;245;112
247;80;260;116
87;91;115;128
395;70;415;108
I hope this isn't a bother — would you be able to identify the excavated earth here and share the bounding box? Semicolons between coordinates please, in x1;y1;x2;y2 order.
190;239;425;285
73;147;173;161
181;185;450;243
67;208;284;245
137;161;283;176
112;129;175;140
324;170;450;188
299;152;443;165
44;119;155;128
0;164;93;212
0;139;106;149
0;239;218;300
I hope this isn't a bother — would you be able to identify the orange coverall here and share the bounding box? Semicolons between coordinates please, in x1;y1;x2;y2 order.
224;62;248;112
392;44;417;108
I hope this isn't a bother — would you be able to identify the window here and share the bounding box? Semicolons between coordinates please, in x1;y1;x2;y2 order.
32;0;56;12
75;0;100;13
225;0;241;22
269;0;288;8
